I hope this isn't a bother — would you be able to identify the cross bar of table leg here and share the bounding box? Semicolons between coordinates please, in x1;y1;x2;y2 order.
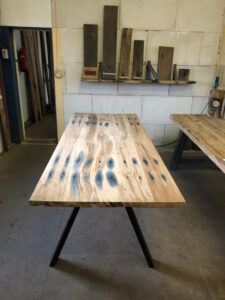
125;207;154;268
169;130;188;170
50;207;80;267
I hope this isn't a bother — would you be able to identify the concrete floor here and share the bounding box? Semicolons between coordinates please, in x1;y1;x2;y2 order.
0;144;224;300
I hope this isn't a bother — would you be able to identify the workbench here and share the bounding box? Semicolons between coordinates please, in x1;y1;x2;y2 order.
30;113;185;268
170;114;225;173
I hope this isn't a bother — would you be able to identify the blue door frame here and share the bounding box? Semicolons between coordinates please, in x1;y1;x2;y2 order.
0;26;23;143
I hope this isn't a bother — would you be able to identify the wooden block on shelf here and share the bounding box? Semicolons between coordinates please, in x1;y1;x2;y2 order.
82;67;98;80
119;28;132;80
157;46;174;80
178;69;190;81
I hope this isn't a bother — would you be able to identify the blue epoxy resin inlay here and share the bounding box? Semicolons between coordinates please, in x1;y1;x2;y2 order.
161;174;166;181
143;157;149;166
86;122;89;125
107;157;114;169
74;151;85;169
105;122;109;127
78;120;82;126
53;153;61;165
65;154;71;168
72;120;75;124
99;122;102;126
130;122;133;126
47;169;55;183
115;122;119;126
84;157;93;169
83;173;90;184
106;171;118;187
136;122;140;126
148;171;154;181
132;157;138;165
95;170;103;189
71;171;79;196
60;170;66;181
153;158;159;165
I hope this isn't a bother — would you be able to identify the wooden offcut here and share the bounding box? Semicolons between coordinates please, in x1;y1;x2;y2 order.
82;67;98;80
103;6;118;80
83;24;98;68
132;40;144;79
178;69;190;81
157;46;174;80
30;113;185;207
119;28;132;79
171;114;225;173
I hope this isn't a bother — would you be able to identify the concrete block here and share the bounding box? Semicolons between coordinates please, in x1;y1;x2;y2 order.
120;0;177;30
199;33;221;65
143;124;165;145
118;83;168;96
64;94;92;124
191;97;209;114
53;0;119;29
169;66;215;97
60;29;83;63
142;96;192;124
175;0;225;32
164;125;180;144
93;95;142;117
147;31;202;65
65;62;82;93
80;82;118;95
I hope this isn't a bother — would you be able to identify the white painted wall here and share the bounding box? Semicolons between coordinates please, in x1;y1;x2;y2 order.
52;0;225;145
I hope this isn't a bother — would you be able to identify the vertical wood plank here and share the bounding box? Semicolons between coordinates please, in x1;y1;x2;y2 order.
40;31;51;105
103;6;118;80
83;24;98;67
132;40;144;79
119;28;132;79
157;46;174;80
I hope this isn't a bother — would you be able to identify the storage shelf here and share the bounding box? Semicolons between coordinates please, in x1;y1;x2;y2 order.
81;79;196;85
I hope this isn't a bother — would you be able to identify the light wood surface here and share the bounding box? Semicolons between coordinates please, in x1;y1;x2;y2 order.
30;113;185;207
171;114;225;173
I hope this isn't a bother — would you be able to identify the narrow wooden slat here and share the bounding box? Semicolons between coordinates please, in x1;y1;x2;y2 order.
103;6;118;80
171;114;225;173
46;31;55;106
83;24;98;67
30;113;185;207
40;31;51;106
132;40;144;80
157;46;174;80
119;28;132;79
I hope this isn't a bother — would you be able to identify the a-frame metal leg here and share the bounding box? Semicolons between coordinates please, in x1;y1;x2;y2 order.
169;131;188;170
125;207;154;268
50;207;80;267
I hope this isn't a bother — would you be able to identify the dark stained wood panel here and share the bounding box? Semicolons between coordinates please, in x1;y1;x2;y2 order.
119;28;132;79
83;24;98;67
132;40;144;79
103;6;118;80
157;46;174;80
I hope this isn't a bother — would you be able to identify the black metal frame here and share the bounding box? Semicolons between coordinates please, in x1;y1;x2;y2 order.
50;207;154;268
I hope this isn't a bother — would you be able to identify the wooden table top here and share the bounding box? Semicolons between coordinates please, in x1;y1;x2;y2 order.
30;113;185;207
171;114;225;173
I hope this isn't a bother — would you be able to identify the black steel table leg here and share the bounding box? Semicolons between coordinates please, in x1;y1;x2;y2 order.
169;131;188;170
50;207;80;267
125;207;154;268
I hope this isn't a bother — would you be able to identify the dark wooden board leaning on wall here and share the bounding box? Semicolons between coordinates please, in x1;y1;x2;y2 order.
119;28;132;79
132;40;144;80
103;6;118;80
157;46;174;80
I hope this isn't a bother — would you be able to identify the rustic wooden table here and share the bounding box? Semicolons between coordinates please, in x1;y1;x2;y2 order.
30;113;185;268
170;114;225;173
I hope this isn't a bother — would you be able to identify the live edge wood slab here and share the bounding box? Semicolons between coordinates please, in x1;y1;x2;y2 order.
171;114;225;173
30;113;185;207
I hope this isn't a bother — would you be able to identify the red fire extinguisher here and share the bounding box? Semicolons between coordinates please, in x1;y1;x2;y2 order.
18;47;28;72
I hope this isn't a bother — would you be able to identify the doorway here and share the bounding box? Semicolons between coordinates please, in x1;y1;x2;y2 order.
13;29;57;143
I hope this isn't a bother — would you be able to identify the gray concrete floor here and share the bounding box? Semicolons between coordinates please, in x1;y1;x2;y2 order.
0;144;224;300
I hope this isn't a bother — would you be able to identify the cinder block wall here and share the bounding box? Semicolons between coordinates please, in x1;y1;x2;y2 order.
52;0;225;145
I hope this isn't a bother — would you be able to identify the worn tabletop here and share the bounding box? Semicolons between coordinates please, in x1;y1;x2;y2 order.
30;113;185;207
171;114;225;173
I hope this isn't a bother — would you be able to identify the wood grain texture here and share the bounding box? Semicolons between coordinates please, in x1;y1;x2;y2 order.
157;46;174;80
171;114;225;173
119;28;132;79
103;6;118;80
83;24;98;68
30;113;185;207
132;40;144;79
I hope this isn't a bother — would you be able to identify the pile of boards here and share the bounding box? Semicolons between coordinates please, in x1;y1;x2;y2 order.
82;5;190;83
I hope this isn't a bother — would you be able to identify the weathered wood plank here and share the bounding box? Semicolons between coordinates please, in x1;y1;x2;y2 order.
157;46;174;80
132;40;144;80
119;28;132;79
30;113;185;207
171;114;225;173
83;24;98;67
103;6;118;80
